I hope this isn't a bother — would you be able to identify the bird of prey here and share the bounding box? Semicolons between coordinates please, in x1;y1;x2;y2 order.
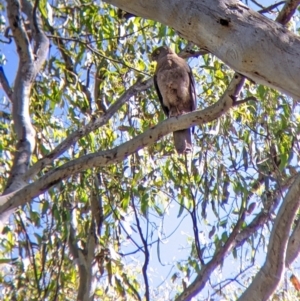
151;46;196;154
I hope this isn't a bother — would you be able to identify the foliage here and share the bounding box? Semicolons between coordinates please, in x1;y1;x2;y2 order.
0;0;300;300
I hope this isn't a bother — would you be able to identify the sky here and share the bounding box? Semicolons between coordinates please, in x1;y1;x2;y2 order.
0;0;300;300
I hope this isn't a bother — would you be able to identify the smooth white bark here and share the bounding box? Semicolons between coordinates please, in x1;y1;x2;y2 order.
1;0;49;227
240;174;300;301
104;0;300;99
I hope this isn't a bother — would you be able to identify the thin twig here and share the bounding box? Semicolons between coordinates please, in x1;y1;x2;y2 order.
0;66;13;101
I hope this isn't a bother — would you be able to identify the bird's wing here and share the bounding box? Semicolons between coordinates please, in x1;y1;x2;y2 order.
188;66;197;111
153;73;169;117
168;54;196;113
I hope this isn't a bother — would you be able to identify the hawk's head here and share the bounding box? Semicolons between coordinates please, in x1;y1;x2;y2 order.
151;46;174;62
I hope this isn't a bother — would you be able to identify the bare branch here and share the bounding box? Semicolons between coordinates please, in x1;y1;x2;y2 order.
4;0;35;192
178;43;208;59
276;0;300;25
132;198;150;301
7;0;34;66
20;0;50;70
0;66;13;101
2;0;49;230
257;1;286;14
175;213;246;301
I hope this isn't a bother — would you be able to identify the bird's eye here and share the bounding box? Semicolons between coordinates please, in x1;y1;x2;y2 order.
156;50;160;55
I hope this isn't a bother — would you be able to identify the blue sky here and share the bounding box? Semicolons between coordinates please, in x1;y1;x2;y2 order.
0;0;299;300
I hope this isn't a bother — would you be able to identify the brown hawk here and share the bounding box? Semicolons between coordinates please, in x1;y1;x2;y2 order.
151;46;196;154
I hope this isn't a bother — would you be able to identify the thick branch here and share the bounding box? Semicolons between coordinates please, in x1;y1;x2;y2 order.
239;174;300;301
0;73;244;217
103;0;300;99
2;0;49;229
21;0;49;70
7;0;34;66
24;43;204;181
6;0;36;184
286;217;300;266
77;220;96;301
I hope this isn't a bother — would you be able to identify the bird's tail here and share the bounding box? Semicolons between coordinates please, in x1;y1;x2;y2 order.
173;129;192;154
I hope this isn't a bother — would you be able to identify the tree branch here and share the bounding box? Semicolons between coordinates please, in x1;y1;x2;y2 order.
1;0;48;228
132;198;150;301
257;1;286;14
235;173;296;246
23;78;153;181
77;214;97;301
0;73;244;218
286;216;300;266
103;0;300;99
276;0;300;25
175;212;247;301
0;66;13;101
5;0;36;191
239;173;300;301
